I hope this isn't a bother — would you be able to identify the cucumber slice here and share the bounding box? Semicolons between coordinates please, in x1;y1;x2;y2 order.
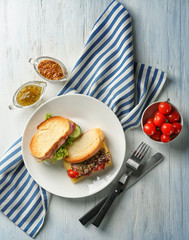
69;125;81;139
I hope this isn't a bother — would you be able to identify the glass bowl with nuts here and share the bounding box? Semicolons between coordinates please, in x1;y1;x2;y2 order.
29;56;69;83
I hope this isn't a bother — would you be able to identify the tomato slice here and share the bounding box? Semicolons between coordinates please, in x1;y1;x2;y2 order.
67;169;79;179
98;163;105;170
94;163;105;171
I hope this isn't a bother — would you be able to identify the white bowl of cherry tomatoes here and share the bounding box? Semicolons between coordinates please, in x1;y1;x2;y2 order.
141;100;183;143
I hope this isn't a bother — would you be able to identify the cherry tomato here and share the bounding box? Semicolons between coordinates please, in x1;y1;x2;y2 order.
143;123;156;136
173;122;182;134
161;134;171;143
154;113;166;127
158;102;172;114
150;130;161;141
67;169;79;179
154;111;161;117
145;118;154;124
167;111;180;123
161;123;174;135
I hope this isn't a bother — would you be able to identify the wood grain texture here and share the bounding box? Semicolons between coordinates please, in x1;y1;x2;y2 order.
0;0;189;239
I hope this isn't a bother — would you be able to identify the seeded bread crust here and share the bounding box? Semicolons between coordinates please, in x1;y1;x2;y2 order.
30;116;70;159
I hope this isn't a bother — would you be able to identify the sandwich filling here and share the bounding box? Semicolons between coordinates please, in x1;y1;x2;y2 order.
63;129;112;182
30;114;82;164
42;121;76;160
70;148;111;177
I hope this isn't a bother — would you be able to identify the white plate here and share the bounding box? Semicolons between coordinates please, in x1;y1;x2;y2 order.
22;94;126;198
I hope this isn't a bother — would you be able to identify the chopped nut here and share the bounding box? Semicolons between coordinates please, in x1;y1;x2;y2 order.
38;60;64;80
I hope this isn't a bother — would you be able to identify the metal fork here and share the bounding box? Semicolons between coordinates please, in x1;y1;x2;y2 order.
119;142;150;185
90;142;150;227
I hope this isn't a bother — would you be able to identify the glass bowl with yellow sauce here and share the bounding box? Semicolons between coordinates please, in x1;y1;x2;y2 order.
9;81;47;110
29;56;69;83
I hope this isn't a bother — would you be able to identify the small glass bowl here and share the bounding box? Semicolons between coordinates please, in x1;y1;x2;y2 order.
9;81;47;110
29;56;69;83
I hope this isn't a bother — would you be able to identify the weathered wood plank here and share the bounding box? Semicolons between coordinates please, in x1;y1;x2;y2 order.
0;0;189;239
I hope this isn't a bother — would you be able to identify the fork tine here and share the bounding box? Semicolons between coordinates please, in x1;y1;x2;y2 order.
126;142;150;171
132;142;144;156
138;144;150;160
135;143;147;157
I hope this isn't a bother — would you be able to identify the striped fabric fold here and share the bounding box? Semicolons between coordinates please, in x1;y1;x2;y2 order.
0;137;51;238
0;0;167;238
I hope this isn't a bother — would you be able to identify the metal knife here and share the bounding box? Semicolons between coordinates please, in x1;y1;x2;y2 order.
79;152;164;225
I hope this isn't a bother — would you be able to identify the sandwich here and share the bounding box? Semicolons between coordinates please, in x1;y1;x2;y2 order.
30;116;81;164
63;128;112;183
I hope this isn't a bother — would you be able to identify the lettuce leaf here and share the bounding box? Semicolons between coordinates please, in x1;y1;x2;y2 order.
45;113;53;120
43;114;81;164
46;137;74;164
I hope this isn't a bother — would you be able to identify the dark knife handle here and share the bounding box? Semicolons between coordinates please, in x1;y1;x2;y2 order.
79;183;123;225
79;196;108;225
92;181;123;227
79;152;164;226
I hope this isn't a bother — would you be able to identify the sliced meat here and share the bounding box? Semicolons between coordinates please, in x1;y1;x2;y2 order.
42;121;76;160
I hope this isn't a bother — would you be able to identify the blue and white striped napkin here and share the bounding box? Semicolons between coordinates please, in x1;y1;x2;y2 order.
0;0;167;238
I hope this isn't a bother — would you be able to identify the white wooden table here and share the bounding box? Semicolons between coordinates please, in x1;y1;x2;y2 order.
0;0;189;239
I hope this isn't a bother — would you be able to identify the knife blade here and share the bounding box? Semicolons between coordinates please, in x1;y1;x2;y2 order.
79;152;164;225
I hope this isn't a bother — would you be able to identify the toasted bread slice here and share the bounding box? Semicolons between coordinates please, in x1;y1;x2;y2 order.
63;141;112;183
65;128;104;163
30;116;70;159
96;128;105;141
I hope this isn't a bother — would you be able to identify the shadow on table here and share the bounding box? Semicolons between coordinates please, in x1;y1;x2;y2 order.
170;116;188;151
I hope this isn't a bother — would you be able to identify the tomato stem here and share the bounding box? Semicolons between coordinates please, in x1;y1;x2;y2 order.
166;98;170;103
